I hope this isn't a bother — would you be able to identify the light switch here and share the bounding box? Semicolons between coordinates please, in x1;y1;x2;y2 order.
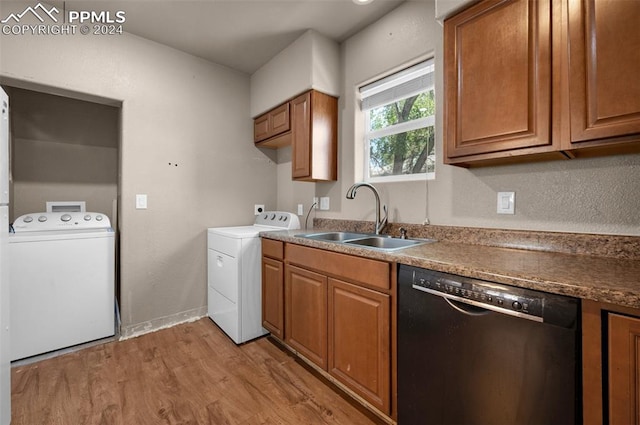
497;192;515;214
136;194;148;210
319;197;330;211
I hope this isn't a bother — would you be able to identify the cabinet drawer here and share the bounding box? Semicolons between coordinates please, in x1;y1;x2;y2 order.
285;244;390;291
262;238;283;260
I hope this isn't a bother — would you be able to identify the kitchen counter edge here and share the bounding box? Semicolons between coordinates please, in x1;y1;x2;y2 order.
261;230;640;310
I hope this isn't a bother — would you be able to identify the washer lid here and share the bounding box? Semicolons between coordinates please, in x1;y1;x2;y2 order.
12;212;112;232
208;225;263;239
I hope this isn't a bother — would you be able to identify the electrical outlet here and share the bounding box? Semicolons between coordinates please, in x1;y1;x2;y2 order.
254;204;265;215
297;204;304;215
319;197;330;210
313;197;319;209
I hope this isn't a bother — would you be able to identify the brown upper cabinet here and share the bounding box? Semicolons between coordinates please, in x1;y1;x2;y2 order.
254;90;338;181
444;0;640;166
254;103;290;147
565;0;640;156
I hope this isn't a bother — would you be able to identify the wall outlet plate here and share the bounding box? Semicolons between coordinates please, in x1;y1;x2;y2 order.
136;194;147;210
319;197;330;210
497;192;515;214
313;197;319;209
254;204;265;215
297;204;304;215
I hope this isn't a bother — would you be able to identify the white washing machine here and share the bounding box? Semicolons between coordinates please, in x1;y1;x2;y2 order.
9;211;115;360
207;211;300;344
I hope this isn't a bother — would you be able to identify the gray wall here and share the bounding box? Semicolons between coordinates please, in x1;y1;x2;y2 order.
0;20;277;334
308;0;640;236
7;87;119;223
0;1;637;338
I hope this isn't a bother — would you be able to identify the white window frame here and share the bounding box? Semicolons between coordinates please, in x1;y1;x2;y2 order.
360;59;436;183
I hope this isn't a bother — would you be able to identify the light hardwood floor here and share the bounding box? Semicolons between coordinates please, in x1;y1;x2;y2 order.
11;318;382;425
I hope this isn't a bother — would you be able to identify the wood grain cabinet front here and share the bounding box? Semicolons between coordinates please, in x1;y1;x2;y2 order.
565;0;640;156
261;239;284;339
253;90;338;181
582;300;640;425
444;0;557;164
261;241;395;418
279;243;394;418
261;257;284;339
284;264;328;370
290;90;338;182
608;313;640;425
328;278;390;414
444;0;640;166
254;103;291;148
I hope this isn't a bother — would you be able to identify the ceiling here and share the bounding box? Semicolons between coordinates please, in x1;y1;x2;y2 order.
39;0;406;74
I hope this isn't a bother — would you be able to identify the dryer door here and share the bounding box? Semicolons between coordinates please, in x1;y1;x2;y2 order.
207;247;240;343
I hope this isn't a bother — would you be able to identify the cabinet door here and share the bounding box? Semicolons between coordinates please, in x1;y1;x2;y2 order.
291;92;312;179
328;278;390;414
444;0;552;160
285;264;328;369
254;113;271;143
261;257;284;339
270;103;290;136
568;0;640;145
608;313;640;425
254;103;291;144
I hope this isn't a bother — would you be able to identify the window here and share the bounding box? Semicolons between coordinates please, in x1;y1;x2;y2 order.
360;59;435;182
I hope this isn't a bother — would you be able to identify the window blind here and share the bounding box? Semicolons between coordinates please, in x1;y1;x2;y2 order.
360;59;435;111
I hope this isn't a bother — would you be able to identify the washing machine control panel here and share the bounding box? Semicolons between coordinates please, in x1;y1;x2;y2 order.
12;212;112;232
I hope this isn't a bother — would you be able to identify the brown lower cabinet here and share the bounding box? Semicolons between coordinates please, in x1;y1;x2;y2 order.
328;278;390;414
262;240;394;419
261;256;284;339
261;239;284;339
608;313;640;425
285;264;328;369
582;300;640;425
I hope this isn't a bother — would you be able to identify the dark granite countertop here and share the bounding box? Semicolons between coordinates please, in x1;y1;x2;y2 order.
261;226;640;310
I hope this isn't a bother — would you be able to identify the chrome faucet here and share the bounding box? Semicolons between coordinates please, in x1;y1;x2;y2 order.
346;182;388;235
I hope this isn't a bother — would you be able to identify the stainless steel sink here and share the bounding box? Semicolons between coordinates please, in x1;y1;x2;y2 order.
294;231;433;252
296;231;373;242
344;236;425;250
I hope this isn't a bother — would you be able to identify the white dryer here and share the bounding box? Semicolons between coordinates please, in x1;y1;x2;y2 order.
207;211;299;344
9;211;115;360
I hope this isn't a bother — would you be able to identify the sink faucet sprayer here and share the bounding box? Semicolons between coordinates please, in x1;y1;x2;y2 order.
345;182;388;235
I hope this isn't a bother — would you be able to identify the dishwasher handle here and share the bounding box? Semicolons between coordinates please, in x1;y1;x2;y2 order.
444;297;489;316
412;284;543;323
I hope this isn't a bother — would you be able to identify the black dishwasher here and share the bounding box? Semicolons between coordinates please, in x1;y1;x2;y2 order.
397;265;581;425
